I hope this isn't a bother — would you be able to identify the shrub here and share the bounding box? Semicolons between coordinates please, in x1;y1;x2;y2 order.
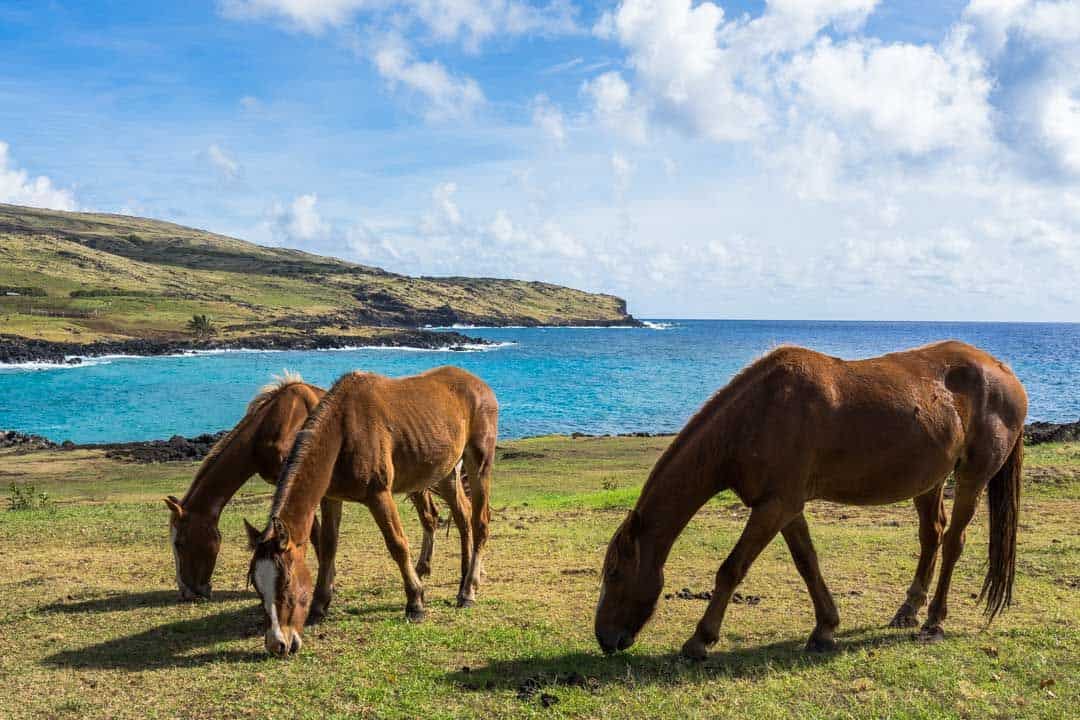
186;314;217;339
6;482;51;512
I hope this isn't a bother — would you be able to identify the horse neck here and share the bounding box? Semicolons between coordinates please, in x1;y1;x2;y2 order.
634;431;728;564
273;406;345;545
181;428;258;519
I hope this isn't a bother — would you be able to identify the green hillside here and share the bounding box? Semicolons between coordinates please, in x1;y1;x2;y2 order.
0;203;636;343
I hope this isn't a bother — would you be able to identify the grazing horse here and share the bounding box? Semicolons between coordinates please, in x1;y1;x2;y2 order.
595;341;1027;659
163;372;448;620
244;366;498;656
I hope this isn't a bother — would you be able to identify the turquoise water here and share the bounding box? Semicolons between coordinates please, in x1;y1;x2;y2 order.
2;320;1078;444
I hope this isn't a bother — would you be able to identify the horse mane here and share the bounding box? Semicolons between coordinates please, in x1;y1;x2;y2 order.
248;370;306;414
268;372;357;521
639;345;796;497
181;370;307;506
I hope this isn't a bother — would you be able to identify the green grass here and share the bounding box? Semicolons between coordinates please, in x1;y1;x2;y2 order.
0;437;1076;719
0;203;633;342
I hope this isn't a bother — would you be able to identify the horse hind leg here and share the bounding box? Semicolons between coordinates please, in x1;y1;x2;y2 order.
410;492;440;579
889;482;946;628
437;462;475;606
462;429;495;602
917;440;1013;642
781;513;840;652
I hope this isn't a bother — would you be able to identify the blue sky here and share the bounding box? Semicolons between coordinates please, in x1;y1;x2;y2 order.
1;1;1078;320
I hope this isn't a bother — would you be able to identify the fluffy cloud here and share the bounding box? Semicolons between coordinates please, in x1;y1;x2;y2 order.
0;142;77;211
786;35;992;156
372;35;484;119
581;71;647;143
266;193;328;245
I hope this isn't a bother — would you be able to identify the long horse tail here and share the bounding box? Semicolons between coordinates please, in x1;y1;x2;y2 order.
978;434;1023;621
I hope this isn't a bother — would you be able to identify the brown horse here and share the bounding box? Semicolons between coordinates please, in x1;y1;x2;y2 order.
244;366;498;655
595;341;1027;659
164;373;448;621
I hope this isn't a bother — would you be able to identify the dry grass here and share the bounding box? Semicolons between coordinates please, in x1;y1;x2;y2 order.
0;436;1076;719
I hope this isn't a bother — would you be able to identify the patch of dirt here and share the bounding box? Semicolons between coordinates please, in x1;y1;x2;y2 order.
1027;466;1078;485
500;450;546;461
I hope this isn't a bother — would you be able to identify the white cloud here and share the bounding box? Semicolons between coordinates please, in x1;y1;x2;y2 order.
409;0;580;52
1040;84;1080;174
218;0;370;33
582;71;647;143
206;144;241;180
786;34;993;156
221;0;579;49
0;142;77;211
373;35;484;119
531;94;566;146
267;193;328;245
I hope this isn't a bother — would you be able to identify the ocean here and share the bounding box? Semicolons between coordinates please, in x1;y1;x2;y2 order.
2;320;1077;444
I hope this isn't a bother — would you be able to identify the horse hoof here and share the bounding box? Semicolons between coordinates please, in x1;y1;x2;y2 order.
680;636;709;661
306;608;327;626
456;597;475;609
888;610;919;629
405;607;426;623
805;636;838;653
415;563;431;579
915;626;945;644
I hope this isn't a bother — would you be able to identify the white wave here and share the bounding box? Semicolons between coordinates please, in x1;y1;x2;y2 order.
322;341;515;353
642;321;675;330
0;357;113;372
424;324;645;330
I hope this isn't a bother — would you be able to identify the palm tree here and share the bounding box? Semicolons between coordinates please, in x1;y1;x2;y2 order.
186;314;216;339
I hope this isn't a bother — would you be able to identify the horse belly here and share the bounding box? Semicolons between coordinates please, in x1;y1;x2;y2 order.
809;409;961;505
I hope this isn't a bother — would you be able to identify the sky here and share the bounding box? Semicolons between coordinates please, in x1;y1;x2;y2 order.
1;0;1078;321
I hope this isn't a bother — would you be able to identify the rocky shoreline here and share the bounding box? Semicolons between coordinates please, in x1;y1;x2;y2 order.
5;420;1077;465
0;329;488;366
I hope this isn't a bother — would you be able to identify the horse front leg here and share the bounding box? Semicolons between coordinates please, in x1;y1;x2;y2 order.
310;497;342;624
682;499;796;660
368;488;427;622
890;483;946;628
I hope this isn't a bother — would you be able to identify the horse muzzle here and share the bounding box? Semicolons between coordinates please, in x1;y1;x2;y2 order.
596;628;635;655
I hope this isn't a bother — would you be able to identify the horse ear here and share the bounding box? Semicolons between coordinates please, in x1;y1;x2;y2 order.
271;516;291;551
243;519;261;549
164;496;184;518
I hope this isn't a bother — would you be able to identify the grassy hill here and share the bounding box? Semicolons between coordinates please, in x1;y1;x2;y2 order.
0;203;636;344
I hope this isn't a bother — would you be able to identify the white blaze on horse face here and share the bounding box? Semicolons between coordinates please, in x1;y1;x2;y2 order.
254;558;286;646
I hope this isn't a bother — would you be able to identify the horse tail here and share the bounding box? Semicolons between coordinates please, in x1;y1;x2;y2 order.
978;434;1023;621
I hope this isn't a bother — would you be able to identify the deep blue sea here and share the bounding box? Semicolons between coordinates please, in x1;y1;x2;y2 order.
2;320;1077;444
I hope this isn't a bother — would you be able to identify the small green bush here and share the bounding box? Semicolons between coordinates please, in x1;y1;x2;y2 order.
6;482;51;512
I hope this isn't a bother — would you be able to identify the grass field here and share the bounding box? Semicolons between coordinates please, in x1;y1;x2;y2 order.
0;436;1076;719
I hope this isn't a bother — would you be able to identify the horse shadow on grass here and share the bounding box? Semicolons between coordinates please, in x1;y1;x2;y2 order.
446;626;937;695
41;589;250;615
40;596;265;671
